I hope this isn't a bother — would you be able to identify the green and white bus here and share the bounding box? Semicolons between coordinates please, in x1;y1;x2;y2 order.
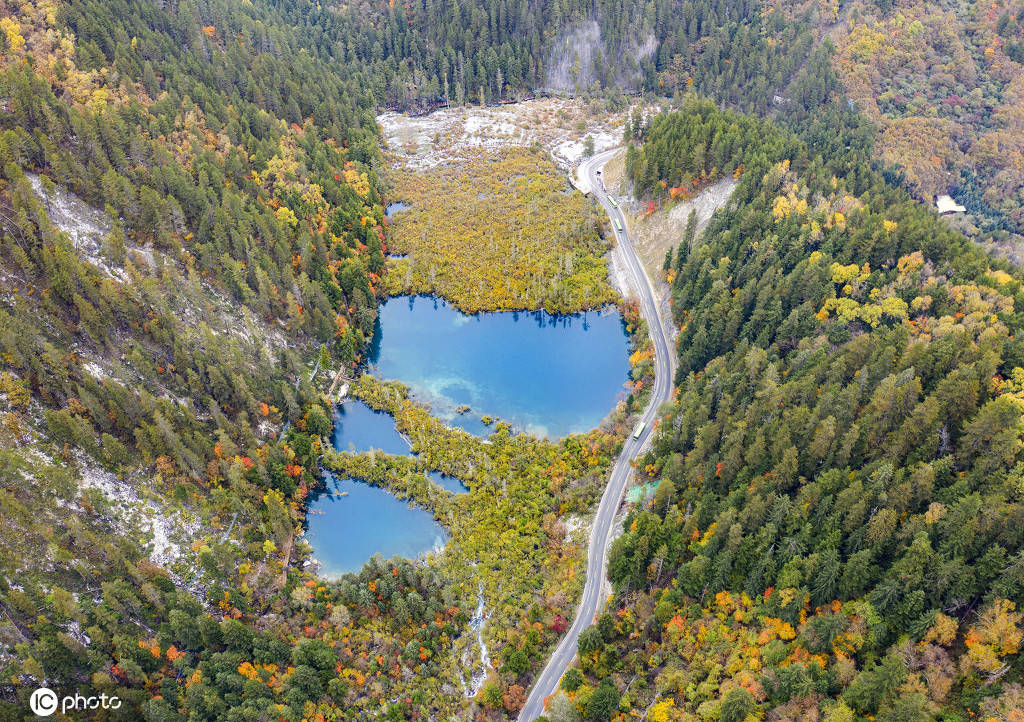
633;420;646;439
613;218;623;233
608;197;618;208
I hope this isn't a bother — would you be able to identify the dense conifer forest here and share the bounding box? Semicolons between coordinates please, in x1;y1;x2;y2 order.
577;94;1024;720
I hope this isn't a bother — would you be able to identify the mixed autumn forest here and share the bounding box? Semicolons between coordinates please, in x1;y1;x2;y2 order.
2;0;1024;720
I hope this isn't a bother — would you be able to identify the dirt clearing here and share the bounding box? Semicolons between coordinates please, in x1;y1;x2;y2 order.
378;98;630;172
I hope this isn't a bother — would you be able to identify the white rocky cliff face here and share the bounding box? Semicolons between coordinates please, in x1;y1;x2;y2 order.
543;19;657;94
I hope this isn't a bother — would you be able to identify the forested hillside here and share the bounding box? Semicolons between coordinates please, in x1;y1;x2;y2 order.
0;0;402;716
262;0;1024;261
287;0;672;107
829;0;1024;261
273;0;821;114
299;0;1024;260
553;97;1024;719
1;0;387;457
4;0;1024;718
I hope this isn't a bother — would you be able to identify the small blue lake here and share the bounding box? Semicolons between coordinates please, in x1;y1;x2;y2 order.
384;201;411;218
426;470;470;494
305;476;447;579
368;296;631;438
331;399;410;456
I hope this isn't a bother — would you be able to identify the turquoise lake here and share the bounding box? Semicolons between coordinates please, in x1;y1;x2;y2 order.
326;400;470;494
306;297;631;576
368;296;631;438
305;476;447;580
305;401;467;577
329;398;410;456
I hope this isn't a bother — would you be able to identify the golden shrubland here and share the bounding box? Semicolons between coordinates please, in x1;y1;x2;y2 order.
383;148;619;313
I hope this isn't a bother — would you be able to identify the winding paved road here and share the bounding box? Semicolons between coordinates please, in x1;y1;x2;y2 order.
517;149;676;720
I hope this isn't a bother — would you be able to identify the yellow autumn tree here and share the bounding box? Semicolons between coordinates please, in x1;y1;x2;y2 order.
961;599;1023;678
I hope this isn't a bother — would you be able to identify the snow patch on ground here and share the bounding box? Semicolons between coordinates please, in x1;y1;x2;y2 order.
81;361;108;380
26;172;160;280
126;245;156;273
553;129;618;165
462;114;519;138
65;619;91;647
606;242;642;300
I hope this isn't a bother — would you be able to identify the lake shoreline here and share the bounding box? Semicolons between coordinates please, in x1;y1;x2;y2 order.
301;290;637;577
